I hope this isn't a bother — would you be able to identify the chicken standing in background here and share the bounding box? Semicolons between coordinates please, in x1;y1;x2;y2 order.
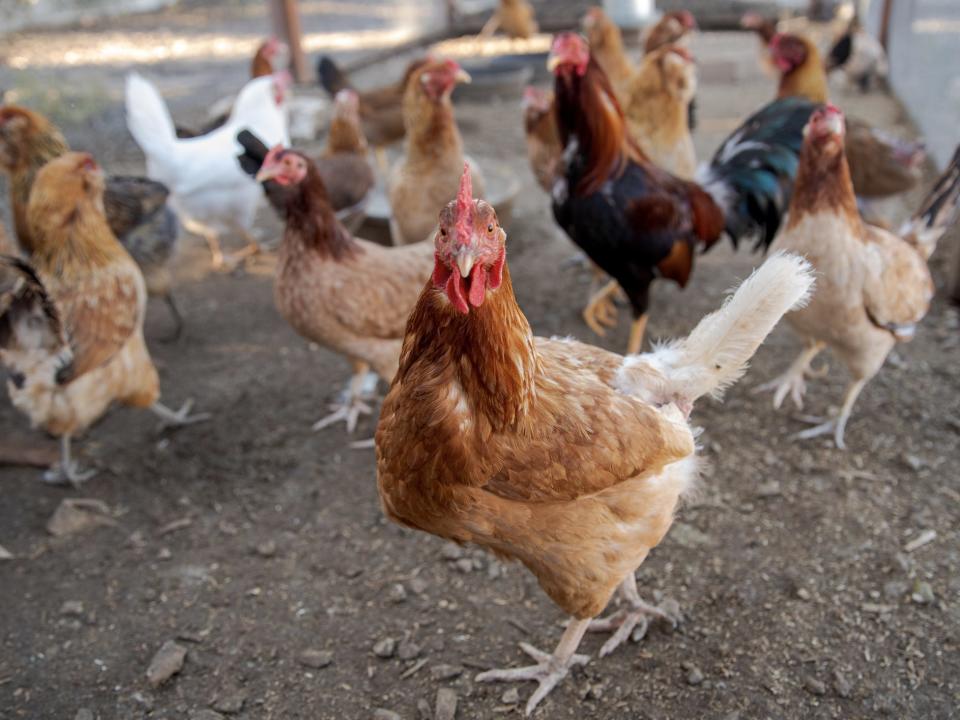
622;44;697;179
766;32;924;208
759;107;960;449
0;153;207;485
175;37;285;139
478;0;539;40
825;18;888;92
643;10;697;54
376;166;815;715
740;11;779;76
317;56;430;170
316;90;375;215
549;33;817;352
0;105;183;338
388;58;485;245
252;147;434;432
521;86;562;193
125;72;289;269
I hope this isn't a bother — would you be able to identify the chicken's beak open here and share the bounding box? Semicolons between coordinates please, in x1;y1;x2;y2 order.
455;68;472;85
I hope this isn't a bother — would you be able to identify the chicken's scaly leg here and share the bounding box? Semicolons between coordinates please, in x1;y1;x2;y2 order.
626;314;648;356
182;218;227;270
42;435;96;487
374;146;390;177
476;618;591;716
753;340;826;409
586;573;679;657
160;292;185;343
792;377;867;450
150;399;212;429
313;361;376;433
582;279;621;337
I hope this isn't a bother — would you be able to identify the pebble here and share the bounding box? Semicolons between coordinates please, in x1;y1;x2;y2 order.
416;699;433;720
501;688;520;704
434;688;458;720
255;540;277;558
0;544;13;560
60;600;85;617
796;588;812;601
430;664;463;681
398;639;422;661
373;710;402;720
756;480;781;498
454;558;474;574
409;577;429;595
901;453;925;472
146;640;187;688
685;666;704;686
46;498;115;536
189;710;224;720
911;581;935;604
373;638;397;659
212;689;246;714
388;584;408;604
299;649;333;669
804;677;827;696
440;543;464;560
74;710;94;720
832;668;853;698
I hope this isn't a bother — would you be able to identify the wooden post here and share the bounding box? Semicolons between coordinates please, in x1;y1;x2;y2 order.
269;0;309;83
878;0;894;51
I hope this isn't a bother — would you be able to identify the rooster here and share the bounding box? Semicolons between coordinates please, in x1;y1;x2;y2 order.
0;105;183;339
125;72;290;269
758;106;960;449
767;32;924;209
0;153;207;485
549;32;818;353
388;58;485;245
251;146;434;432
376;165;814;715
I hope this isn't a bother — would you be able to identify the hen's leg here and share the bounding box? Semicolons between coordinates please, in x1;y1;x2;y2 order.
42;436;96;487
150;399;212;429
160;292;185;342
476;618;590;716
793;378;867;450
313;361;376;433
182;218;226;270
582;279;620;337
754;341;826;409
626;314;648;355
586;573;678;657
374;146;390;177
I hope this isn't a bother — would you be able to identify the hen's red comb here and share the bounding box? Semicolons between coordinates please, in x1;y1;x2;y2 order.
455;163;474;247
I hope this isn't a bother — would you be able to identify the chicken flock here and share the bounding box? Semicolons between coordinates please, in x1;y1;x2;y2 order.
1;2;958;716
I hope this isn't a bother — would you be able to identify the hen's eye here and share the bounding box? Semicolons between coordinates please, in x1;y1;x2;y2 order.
487;224;494;233
440;229;447;236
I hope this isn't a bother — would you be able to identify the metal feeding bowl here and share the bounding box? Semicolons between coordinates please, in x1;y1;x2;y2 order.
359;159;522;246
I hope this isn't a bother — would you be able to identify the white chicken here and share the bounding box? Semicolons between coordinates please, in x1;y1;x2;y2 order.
125;72;290;268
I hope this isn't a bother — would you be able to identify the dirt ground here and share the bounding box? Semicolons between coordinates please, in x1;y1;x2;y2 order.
1;6;959;720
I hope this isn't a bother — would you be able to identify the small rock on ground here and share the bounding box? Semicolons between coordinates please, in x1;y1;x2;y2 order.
430;664;463;681
373;710;402;720
435;688;458;720
501;688;520;704
146;640;187;688
299;649;333;669
805;677;827;696
212;688;247;714
74;710;94;720
373;637;397;658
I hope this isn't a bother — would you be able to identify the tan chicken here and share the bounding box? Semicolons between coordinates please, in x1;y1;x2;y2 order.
388;58;485;245
643;10;697;54
479;0;539;39
316;89;375;215
759;106;960;448
377;167;814;715
254;147;434;432
623;44;697;178
521;86;562;193
0;153;206;485
581;6;636;102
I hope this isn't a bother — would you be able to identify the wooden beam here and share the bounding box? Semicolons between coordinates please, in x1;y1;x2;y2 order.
269;0;309;83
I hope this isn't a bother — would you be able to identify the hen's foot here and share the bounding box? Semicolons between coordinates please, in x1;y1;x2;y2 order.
476;642;589;716
42;462;96;487
587;599;678;657
754;343;826;409
582;280;621;337
151;400;212;430
792;414;847;450
312;396;373;433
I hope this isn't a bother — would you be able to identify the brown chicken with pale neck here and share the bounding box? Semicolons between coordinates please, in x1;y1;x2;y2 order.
376;165;814;715
254;147;434;433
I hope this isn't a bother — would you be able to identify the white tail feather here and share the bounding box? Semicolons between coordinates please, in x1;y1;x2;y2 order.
125;73;178;162
621;253;814;406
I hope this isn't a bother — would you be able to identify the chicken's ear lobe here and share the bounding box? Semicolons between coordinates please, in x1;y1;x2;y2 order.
487;246;506;291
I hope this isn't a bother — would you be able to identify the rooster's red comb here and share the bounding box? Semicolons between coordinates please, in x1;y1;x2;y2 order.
455;163;474;247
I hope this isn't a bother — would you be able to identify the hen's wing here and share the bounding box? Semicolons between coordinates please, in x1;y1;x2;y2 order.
329;240;434;339
861;226;932;340
50;261;143;383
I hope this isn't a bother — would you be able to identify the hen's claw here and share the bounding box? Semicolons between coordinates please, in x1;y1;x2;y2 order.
42;462;96;487
312;397;373;433
587;599;678;657
476;642;589;716
151;399;211;429
792;415;847;449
